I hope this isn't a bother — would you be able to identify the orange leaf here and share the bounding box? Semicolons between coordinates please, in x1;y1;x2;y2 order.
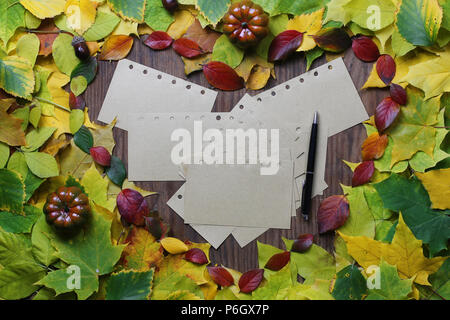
99;35;133;61
361;132;388;161
121;227;164;271
36;20;60;56
0;100;26;146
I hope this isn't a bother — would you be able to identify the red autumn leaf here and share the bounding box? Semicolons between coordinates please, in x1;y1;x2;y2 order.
207;266;234;287
172;38;204;58
291;234;314;253
376;54;396;85
99;35;134;61
144;31;173;50
318;195;349;234
117;189;149;226
89;146;111;167
312;28;352;53
351;35;380;62
264;251;290;271
69;91;86;109
375;97;401;132
352;161;375;187
184;248;208;265
361;132;388;161
238;269;264;293
36;19;60;56
390;83;407;105
184;19;221;53
203;61;244;91
268;30;303;62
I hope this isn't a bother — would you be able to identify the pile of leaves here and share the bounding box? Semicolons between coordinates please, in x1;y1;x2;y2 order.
0;0;448;300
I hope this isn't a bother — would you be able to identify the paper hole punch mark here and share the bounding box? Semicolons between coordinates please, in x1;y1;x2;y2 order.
177;194;183;200
216;115;221;120
229;116;234;120
300;78;304;83
201;90;205;95
143;69;148;75
328;65;333;70
186;85;191;90
157;74;162;79
314;71;319;76
257;97;262;102
185;115;190;120
239;104;244;109
172;79;177;84
129;65;133;70
271;91;276;96
154;116;159;120
285;84;290;90
170;116;175;120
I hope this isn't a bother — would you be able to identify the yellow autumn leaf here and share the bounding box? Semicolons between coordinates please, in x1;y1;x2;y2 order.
287;8;324;52
160;237;189;254
362;49;438;89
401;50;450;99
39;107;71;138
167;10;195;40
20;0;66;19
247;66;272;90
112;20;138;36
65;0;98;35
339;214;446;286
182;54;212;75
416;169;450;210
81;163;116;212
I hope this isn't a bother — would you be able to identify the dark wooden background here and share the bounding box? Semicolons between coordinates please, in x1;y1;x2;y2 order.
85;39;388;272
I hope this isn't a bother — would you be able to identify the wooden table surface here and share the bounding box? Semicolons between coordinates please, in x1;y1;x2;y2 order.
86;39;388;272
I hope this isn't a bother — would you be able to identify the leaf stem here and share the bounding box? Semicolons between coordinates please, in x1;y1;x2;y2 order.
35;97;71;112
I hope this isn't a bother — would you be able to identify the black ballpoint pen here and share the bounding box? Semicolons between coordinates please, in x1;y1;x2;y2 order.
301;111;318;221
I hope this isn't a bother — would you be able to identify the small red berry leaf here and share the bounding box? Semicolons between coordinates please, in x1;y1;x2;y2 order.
203;61;244;91
312;28;352;53
89;146;111;167
69;91;86;109
207;266;234;287
318;195;350;234
375;97;401;132
291;234;314;253
351;35;380;62
184;248;208;265
117;189;149;226
376;54;396;85
172;38;204;58
144;31;173;50
390;83;407;105
352;161;375;187
268;30;303;62
361;132;388;161
264;251;290;271
238;269;264;293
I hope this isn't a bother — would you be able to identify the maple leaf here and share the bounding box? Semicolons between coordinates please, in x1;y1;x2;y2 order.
374;174;450;256
80;164;116;212
389;87;440;166
121;227;163;271
366;259;413;300
331;264;367;300
416;169;450;210
401;51;450;99
252;263;297;300
339;214;446;286
287;8;325;51
37;210;125;300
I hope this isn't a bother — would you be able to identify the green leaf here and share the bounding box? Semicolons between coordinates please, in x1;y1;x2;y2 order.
0;56;35;99
344;0;395;31
71;57;97;84
254;0;330;16
21;127;56;152
282;238;335;284
29;105;42;129
196;0;230;26
83;11;121;41
107;0;146;22
106;155;126;187
24;10;41;29
366;259;413;300
16;33;40;67
24;151;59;178
0;229;46;299
374;174;450;256
396;0;443;46
69;109;85;135
420;258;449;300
7;151;28;179
252;263;296;300
0;0;25;47
0;142;9;168
70;76;88;96
31;215;58;267
441;0;450;31
306;47;324;71
152;270;204;300
34;66;54;116
331;264;367;300
73;125;94;154
269;14;289;36
23;170;44;202
106;269;154;300
81;164;116;211
257;241;283;278
144;0;174;31
0;169;25;215
212;35;245;69
38;210;125;300
391;29;416;57
0;204;42;234
52;33;81;76
11;106;30;131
